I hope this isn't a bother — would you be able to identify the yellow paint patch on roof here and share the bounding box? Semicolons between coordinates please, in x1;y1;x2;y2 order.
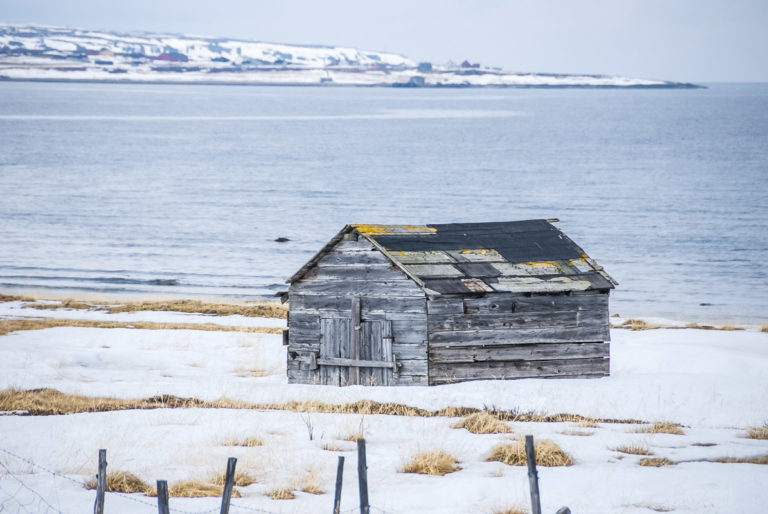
353;224;437;235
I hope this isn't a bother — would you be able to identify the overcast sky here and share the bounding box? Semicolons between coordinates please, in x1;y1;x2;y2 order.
2;0;766;82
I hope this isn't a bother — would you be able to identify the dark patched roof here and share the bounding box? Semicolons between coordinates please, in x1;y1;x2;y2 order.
288;220;616;295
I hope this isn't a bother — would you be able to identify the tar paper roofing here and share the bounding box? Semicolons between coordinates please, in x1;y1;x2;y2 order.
287;220;617;296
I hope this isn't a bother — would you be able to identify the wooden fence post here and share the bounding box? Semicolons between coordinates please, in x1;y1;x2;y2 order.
525;435;541;514
156;480;170;514
93;449;107;514
220;457;237;514
333;455;345;514
357;438;369;514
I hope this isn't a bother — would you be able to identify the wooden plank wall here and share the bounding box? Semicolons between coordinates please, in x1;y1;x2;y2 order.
287;236;429;386
427;292;610;385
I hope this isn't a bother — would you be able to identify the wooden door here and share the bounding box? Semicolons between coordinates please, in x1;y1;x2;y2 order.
319;317;394;386
359;320;394;386
320;318;350;386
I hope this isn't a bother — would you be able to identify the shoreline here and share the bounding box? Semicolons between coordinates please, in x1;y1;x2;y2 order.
0;76;704;89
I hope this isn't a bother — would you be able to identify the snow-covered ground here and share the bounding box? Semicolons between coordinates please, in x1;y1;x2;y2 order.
1;301;766;513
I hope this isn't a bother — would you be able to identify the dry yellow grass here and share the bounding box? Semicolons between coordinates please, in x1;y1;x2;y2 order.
452;411;512;434
493;508;527;514
0;318;281;336
234;365;281;378
634;422;685;435
166;480;241;498
0;294;34;302
212;470;258;487
746;424;768;440
85;471;153;494
266;488;295;500
613;319;744;331
17;297;287;319
0;389;649;426
761;325;768;333
615;319;665;330
23;299;93;310
104;299;287;319
321;442;351;452
298;469;325;495
342;432;364;442
638;458;676;467
577;419;599;428
401;450;461;475
684;322;744;331
221;436;264;447
487;439;572;467
561;429;594;436
615;443;653;456
714;455;768;464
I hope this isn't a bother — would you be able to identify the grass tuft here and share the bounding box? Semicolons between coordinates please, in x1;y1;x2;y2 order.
634;422;684;435
212;471;258;487
266;488;295;500
638;458;676;467
761;325;768;333
167;481;241;498
321;442;351;452
401;449;461;476
452;411;511;434
615;443;653;455
714;455;768;465
221;436;264;447
23;299;93;311
487;439;572;467
85;471;153;494
746;423;768;440
493;508;528;514
561;429;594;436
298;469;325;495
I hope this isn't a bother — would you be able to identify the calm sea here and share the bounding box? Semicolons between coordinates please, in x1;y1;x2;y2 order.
0;82;766;322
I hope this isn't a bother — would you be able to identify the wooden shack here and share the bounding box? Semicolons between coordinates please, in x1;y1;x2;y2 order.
284;220;616;386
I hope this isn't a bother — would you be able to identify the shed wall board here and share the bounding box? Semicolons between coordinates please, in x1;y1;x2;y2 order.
287;236;429;386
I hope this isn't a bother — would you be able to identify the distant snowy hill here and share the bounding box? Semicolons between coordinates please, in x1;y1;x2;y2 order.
0;24;699;88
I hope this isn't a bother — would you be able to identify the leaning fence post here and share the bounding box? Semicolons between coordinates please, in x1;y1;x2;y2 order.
525;435;542;514
357;438;369;514
220;457;237;514
333;455;345;514
93;449;107;514
157;480;170;514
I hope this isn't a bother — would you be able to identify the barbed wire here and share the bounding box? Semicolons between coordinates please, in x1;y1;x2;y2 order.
0;460;62;514
228;501;280;514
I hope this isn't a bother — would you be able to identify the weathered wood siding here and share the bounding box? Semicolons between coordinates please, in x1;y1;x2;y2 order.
287;236;428;386
427;292;610;385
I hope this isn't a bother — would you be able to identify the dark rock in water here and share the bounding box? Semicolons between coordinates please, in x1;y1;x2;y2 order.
275;237;290;243
699;303;712;306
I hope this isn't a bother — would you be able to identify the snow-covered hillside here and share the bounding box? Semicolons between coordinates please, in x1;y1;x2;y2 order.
0;24;699;88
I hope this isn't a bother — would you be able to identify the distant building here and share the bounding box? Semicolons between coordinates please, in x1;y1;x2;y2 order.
417;62;433;72
155;52;189;63
461;60;480;69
